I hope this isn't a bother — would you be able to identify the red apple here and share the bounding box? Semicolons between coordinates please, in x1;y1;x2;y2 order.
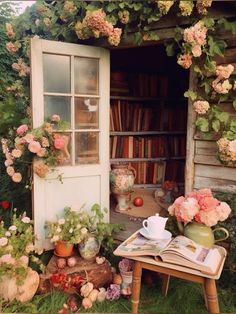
133;197;143;207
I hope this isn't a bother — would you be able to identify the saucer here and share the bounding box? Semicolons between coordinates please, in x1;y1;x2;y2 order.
139;228;172;241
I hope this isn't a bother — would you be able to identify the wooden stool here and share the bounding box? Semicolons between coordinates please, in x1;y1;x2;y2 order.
130;255;226;314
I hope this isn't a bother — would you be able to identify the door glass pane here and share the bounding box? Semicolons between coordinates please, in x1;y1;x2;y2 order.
43;54;70;93
74;57;99;95
44;96;71;127
75;132;99;164
53;132;72;166
75;97;99;129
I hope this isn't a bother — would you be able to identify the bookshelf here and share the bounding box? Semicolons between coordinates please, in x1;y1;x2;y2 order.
110;71;187;188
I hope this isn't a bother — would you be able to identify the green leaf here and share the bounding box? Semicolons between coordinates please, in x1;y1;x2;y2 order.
195;118;209;132
106;2;117;12
200;80;211;94
215;111;229;124
204;57;216;73
165;42;175;57
134;31;143;45
212;119;220;132
133;2;142;11
193;65;203;78
218;18;236;34
184;90;197;101
233;99;236;110
202;17;215;28
207;36;226;57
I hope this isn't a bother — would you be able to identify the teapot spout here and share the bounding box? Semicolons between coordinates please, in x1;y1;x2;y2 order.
177;221;184;234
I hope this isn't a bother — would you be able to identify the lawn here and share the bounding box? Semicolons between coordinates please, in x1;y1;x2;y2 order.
1;275;236;313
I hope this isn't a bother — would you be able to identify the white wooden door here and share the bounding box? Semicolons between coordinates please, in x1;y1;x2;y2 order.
30;39;110;249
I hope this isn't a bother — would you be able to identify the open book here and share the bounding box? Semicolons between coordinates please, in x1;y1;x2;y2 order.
113;230;226;275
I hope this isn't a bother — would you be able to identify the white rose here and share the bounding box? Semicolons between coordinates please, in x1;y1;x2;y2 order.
9;225;17;231
81;227;88;235
5;231;11;237
58;218;65;225
21;217;31;223
0;237;8;246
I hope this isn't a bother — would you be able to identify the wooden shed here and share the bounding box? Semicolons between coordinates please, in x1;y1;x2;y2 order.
29;1;236;245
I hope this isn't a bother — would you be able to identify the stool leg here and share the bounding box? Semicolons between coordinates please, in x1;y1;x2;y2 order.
203;279;219;314
132;261;142;314
161;274;170;296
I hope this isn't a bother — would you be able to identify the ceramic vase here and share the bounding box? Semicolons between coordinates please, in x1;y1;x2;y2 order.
78;236;100;260
55;240;74;257
110;163;136;212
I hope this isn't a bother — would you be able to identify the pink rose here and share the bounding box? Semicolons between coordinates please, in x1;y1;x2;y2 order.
51;114;60;122
24;133;34;143
11;148;22;158
6;166;15;176
37;147;46;157
215;202;231;222
12;172;22;183
28;141;41;153
16;124;28;136
198;196;219;212
54;136;65;150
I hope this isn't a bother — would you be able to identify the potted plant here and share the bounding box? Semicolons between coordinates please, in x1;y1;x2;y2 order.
45;207;86;257
77;204;124;260
46;204;123;258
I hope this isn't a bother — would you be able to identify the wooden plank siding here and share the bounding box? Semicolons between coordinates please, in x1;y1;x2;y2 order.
186;46;236;194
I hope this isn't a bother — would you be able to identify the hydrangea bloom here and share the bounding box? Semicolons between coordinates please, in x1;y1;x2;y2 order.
193;100;210;114
168;188;231;227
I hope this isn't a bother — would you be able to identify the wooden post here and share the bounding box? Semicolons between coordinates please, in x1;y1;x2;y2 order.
132;261;142;314
203;278;219;314
185;68;197;195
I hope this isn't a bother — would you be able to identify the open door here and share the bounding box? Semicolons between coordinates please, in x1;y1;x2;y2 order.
30;39;110;249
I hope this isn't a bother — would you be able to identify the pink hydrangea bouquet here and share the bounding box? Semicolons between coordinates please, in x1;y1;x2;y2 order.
168;188;231;227
1;115;69;182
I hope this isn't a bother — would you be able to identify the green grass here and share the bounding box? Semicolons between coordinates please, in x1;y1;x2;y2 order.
1;277;236;313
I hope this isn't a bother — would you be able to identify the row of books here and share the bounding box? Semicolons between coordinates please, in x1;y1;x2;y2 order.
110;72;168;97
110;135;186;159
110;100;187;132
127;161;166;185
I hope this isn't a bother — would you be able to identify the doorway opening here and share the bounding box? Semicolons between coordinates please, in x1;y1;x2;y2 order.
109;45;189;239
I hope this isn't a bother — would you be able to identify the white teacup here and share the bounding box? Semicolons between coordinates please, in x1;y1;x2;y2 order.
142;214;168;238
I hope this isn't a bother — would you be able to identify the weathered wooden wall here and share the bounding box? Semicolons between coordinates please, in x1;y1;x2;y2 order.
185;47;236;194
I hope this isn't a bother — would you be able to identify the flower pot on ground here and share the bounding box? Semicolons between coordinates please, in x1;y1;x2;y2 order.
55;240;74;257
118;258;134;294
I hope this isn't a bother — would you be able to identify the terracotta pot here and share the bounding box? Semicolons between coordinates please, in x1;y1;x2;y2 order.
55;240;74;257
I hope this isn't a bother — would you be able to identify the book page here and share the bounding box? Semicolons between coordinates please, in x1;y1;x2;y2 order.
113;231;172;257
161;236;225;272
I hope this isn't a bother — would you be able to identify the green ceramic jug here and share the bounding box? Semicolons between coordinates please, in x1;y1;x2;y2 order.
177;221;229;248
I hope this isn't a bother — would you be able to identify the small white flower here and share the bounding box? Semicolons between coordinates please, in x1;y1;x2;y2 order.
58;218;65;225
69;228;73;233
26;243;34;253
81;227;88;235
76;223;81;229
9;225;17;231
21;216;31;223
51;235;59;243
56;227;62;233
5;231;11;237
0;237;8;246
